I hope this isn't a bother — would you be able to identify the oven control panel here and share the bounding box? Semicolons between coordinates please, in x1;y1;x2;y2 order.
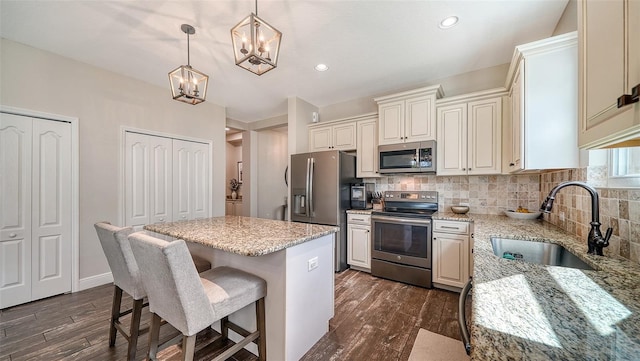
383;191;438;202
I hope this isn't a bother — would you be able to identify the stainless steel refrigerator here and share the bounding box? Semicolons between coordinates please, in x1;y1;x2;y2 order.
290;150;359;272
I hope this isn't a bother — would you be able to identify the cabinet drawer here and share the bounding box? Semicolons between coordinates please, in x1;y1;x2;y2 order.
348;213;371;225
433;220;469;234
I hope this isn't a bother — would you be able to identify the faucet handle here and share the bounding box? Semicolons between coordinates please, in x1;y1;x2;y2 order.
604;227;613;244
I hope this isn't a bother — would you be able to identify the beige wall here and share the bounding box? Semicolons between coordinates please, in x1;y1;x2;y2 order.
257;129;288;220
553;0;577;36
318;63;510;121
0;39;227;281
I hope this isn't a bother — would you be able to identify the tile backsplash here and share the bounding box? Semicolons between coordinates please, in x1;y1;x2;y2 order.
365;174;540;215
540;168;640;263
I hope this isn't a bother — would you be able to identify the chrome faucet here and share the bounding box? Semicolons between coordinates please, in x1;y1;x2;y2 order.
540;181;612;256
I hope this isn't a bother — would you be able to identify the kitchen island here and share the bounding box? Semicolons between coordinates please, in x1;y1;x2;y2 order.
144;216;338;361
433;213;640;360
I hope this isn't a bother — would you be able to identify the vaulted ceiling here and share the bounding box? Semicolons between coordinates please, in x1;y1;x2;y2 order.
0;0;568;122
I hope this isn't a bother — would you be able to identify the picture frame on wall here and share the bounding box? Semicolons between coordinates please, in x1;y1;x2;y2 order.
237;161;243;183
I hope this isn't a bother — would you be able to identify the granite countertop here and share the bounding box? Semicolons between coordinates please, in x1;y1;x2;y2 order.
346;209;373;215
144;216;338;257
433;212;640;360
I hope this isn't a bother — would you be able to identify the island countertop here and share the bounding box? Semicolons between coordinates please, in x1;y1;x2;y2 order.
433;212;640;360
143;216;338;257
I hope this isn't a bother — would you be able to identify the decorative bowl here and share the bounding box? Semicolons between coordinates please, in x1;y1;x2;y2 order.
450;205;470;214
504;210;542;220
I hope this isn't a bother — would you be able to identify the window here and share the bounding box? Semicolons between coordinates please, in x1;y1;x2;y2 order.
608;147;640;188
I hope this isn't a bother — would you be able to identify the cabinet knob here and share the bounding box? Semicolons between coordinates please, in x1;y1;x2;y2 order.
159;217;165;222
9;233;17;238
509;163;515;166
181;215;186;219
433;237;437;240
462;168;466;171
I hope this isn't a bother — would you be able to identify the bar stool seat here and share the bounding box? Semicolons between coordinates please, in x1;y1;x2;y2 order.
94;222;211;360
128;232;266;361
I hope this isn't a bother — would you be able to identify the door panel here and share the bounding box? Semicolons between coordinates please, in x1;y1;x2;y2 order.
31;119;71;301
173;140;192;221
125;132;150;228
309;151;338;225
191;142;209;219
0;114;33;307
150;137;172;223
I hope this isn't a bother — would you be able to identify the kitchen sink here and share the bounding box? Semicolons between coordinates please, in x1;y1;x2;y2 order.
490;237;595;270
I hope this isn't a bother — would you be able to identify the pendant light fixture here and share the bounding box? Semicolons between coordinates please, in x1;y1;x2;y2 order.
230;0;282;76
168;24;209;105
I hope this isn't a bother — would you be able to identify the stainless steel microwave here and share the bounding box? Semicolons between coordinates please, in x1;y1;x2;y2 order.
378;141;436;174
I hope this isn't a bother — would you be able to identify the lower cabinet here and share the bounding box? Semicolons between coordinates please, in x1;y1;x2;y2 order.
347;213;371;272
226;200;243;216
432;220;472;290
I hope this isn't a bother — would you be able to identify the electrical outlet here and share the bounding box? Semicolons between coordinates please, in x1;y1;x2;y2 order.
308;257;319;271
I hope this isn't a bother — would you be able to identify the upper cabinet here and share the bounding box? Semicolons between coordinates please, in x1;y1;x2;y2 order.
436;90;504;176
355;113;379;178
578;0;640;148
308;119;357;151
375;85;444;146
504;32;579;172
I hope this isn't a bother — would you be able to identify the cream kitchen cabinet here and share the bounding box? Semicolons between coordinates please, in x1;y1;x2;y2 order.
432;219;471;290
436;91;503;176
504;31;579;172
226;199;243;216
578;0;640;148
356;113;379;178
375;85;444;146
347;213;371;272
308;119;357;151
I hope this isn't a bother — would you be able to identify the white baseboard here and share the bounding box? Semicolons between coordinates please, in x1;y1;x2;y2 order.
78;272;113;291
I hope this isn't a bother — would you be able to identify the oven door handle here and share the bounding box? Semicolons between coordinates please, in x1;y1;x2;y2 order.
371;215;432;225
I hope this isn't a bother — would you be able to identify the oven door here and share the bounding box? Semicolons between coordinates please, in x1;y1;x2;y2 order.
371;214;432;268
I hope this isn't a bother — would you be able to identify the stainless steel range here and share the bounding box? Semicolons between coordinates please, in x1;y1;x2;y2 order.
371;190;438;288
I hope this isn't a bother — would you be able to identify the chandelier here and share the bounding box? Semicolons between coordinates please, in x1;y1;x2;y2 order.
230;0;282;76
168;24;209;105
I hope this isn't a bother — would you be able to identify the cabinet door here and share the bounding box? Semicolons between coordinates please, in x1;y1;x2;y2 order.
432;232;469;288
378;101;405;145
405;95;435;142
0;113;33;308
510;65;523;171
225;201;234;216
356;118;378;177
468;98;502;175
235;201;243;217
436;104;467;176
309;126;332;151
347;224;370;270
332;122;357;150
579;0;640;147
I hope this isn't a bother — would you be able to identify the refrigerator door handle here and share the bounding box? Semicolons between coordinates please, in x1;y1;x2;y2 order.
305;158;311;217
309;157;315;215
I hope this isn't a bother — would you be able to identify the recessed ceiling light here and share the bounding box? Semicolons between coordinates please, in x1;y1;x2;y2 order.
225;127;230;131
315;64;329;72
439;16;459;29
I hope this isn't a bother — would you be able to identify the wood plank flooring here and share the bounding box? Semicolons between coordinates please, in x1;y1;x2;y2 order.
1;270;463;361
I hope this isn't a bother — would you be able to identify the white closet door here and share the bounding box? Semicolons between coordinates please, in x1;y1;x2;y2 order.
150;137;173;224
191;141;209;219
125;132;150;229
30;118;72;300
172;139;209;221
0;113;33;308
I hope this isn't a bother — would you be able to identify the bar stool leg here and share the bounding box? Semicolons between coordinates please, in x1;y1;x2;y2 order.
148;313;162;361
182;335;197;361
256;298;266;361
127;298;144;360
220;316;229;341
109;286;123;347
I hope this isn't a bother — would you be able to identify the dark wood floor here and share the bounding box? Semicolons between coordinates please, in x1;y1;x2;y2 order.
0;270;463;361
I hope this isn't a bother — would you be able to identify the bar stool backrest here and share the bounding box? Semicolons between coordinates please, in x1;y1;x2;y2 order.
94;222;146;300
128;233;216;336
